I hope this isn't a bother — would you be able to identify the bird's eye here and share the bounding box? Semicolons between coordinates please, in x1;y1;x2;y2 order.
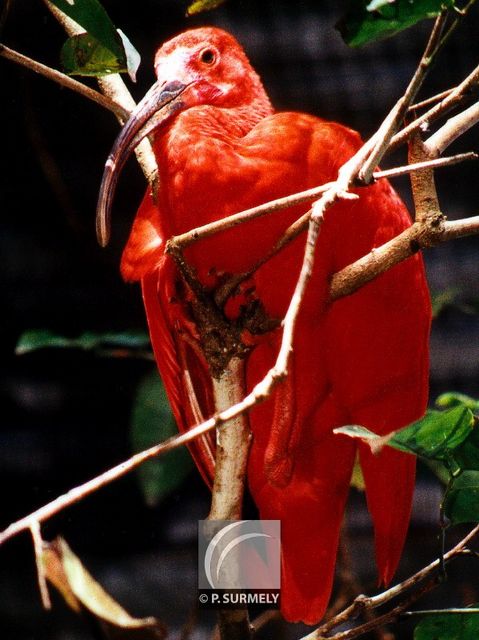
199;48;216;65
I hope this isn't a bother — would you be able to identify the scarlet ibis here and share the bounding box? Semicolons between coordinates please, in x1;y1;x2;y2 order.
97;27;430;624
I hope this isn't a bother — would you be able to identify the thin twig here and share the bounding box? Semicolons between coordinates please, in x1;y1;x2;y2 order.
0;412;246;545
436;0;479;56
402;608;479;617
370;523;479;608
0;44;130;120
167;183;334;251
377;151;477;179
322;576;441;640
390;61;479;151
357;11;448;184
307;524;479;640
425;100;479;156
168;152;475;253
408;88;454;111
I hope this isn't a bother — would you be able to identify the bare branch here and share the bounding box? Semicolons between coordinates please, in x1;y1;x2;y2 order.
390;61;479;151
425;100;479;156
306;524;479;640
330;207;479;301
209;359;251;521
357;10;449;183
377;151;477;180
0;411;240;545
370;524;479;609
167;182;334;251
409;88;454;111
443;215;479;239
168;151;475;256
0;44;130;120
408;134;441;225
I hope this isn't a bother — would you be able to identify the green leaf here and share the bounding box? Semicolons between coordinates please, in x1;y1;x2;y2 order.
432;393;479;473
391;407;474;460
43;537;166;637
334;424;381;442
431;289;479;318
436;392;479;412
117;29;141;82
130;370;193;506
338;0;456;48
431;288;460;318
61;33;126;77
452;427;479;473
49;0;123;57
186;0;228;15
50;0;140;78
414;609;479;640
336;407;474;464
443;471;479;525
16;329;151;355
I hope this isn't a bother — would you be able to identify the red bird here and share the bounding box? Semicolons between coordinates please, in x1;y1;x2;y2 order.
97;27;431;624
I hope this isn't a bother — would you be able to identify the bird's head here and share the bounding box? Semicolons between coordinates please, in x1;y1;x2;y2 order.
96;27;271;246
154;27;270;110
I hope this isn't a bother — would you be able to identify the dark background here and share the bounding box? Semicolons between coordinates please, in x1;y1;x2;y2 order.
1;1;479;638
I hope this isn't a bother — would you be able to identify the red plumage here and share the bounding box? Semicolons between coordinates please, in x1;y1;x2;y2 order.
102;27;431;624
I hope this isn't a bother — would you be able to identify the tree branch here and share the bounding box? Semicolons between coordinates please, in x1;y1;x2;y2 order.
208;358;251;521
425;100;479;156
390;61;479;152
0;43;130;120
357;10;448;184
208;358;253;640
167;152;476;254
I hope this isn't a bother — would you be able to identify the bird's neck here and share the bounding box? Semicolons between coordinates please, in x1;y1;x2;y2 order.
166;95;274;141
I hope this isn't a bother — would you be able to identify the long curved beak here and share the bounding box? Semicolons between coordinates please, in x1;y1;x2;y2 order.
96;80;188;247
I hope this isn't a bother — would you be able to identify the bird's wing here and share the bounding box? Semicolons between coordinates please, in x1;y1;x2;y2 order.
125;190;216;485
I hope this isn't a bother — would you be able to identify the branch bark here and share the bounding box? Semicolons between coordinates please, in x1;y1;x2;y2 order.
0;43;130;120
208;359;253;640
